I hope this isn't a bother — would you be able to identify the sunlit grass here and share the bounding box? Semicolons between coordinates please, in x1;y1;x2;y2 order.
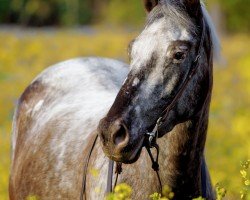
0;28;249;199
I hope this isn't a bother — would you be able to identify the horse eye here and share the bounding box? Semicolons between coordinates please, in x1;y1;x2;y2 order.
174;52;185;61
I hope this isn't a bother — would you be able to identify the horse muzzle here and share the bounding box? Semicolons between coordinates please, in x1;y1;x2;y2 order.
97;117;144;164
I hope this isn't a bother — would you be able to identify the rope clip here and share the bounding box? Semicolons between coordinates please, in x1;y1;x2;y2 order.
146;117;162;147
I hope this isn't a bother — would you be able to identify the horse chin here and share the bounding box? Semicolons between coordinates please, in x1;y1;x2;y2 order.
103;139;144;164
120;145;143;164
109;147;143;164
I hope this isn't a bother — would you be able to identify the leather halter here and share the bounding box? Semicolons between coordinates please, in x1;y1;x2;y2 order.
80;14;210;200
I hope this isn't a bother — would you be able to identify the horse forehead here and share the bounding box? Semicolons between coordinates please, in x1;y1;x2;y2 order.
131;18;192;70
140;17;191;42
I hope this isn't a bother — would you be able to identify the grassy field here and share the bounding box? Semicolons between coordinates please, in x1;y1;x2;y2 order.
0;27;249;200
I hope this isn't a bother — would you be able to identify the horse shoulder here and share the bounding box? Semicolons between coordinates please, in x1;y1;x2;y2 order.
10;57;128;200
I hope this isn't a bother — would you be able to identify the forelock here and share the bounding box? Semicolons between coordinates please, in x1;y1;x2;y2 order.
146;0;197;35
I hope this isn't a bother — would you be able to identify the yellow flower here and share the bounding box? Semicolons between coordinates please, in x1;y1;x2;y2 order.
26;195;39;200
244;180;250;186
240;170;247;178
90;168;99;178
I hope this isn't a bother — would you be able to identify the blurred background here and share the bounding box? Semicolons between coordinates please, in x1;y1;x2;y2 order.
0;0;249;199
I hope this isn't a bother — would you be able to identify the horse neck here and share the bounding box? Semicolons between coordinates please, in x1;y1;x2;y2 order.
158;97;211;199
158;28;214;198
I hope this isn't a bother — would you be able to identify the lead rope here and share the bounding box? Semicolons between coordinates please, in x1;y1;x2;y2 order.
145;118;163;193
145;144;163;193
80;135;122;200
114;162;123;187
80;134;99;200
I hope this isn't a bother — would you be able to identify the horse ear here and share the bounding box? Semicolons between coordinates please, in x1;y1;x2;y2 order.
183;0;202;18
143;0;159;13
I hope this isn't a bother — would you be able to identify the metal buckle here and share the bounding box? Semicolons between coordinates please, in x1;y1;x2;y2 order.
146;132;156;147
194;55;201;63
146;117;162;147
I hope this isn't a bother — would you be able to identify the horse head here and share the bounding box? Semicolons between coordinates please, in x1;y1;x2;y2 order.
98;0;213;164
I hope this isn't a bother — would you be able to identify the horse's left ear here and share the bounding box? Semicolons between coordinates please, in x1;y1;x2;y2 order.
143;0;159;13
183;0;202;18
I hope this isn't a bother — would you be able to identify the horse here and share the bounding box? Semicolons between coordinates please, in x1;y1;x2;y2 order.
9;0;220;199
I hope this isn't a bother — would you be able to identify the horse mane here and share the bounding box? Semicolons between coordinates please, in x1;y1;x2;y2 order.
200;2;221;61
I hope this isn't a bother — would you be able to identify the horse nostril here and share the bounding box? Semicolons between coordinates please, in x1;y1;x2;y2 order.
113;124;129;147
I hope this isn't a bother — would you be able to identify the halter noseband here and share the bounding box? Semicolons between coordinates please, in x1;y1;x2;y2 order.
80;14;208;200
